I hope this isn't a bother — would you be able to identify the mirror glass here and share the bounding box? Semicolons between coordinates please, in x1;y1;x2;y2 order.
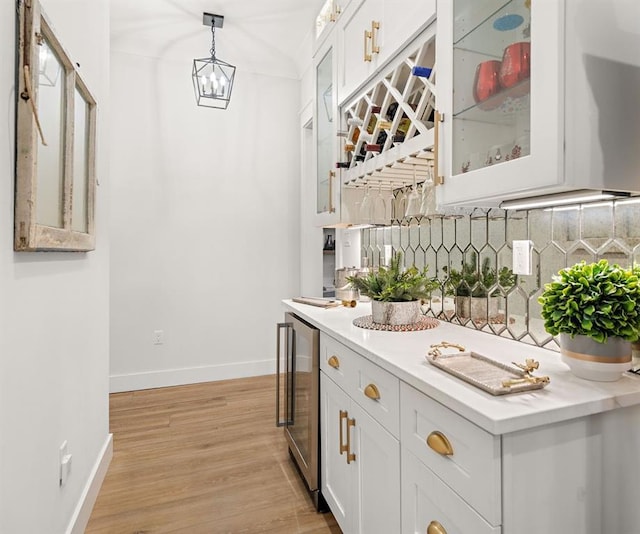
316;48;333;214
36;36;65;228
72;87;89;232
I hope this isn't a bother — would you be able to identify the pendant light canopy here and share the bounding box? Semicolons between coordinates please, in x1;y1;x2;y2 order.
192;13;236;109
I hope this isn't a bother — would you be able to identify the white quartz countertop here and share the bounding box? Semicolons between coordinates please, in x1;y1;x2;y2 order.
283;299;640;435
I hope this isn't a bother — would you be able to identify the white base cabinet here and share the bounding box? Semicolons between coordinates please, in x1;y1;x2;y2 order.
321;373;400;534
320;331;401;534
402;451;500;534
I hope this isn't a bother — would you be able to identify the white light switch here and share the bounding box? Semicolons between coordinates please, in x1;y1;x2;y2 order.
513;240;533;275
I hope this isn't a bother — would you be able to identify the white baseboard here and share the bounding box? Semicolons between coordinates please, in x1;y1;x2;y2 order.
109;359;276;393
66;433;113;534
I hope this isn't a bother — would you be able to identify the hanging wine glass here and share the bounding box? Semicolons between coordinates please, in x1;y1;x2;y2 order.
394;188;407;223
419;164;437;217
383;183;395;222
405;167;421;218
359;184;372;224
372;182;387;225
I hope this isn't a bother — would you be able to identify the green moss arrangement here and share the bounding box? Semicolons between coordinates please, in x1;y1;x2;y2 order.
538;259;640;343
443;252;516;298
347;251;438;302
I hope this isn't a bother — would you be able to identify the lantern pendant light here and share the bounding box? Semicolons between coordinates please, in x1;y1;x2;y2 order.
192;13;236;109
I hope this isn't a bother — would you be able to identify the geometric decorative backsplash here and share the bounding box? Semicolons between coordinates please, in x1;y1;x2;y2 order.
361;198;640;350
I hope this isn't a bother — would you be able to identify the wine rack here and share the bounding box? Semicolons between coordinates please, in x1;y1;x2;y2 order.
339;31;436;192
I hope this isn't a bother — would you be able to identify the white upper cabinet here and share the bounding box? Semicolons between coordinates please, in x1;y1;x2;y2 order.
436;0;640;208
314;37;341;226
314;0;353;55
337;0;384;104
381;0;436;68
337;0;436;105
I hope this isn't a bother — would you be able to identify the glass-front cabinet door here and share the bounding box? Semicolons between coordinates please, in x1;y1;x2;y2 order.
437;0;563;207
314;38;341;226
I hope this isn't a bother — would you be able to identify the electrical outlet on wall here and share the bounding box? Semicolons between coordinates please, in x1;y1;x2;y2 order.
59;441;72;487
153;330;164;345
513;240;534;275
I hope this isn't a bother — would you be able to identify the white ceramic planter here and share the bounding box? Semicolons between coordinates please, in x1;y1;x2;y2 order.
371;300;421;325
559;333;631;382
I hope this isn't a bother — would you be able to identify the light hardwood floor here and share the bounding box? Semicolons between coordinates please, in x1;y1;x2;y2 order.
86;375;341;534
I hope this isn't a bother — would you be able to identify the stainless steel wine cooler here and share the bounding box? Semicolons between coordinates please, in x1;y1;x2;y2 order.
276;312;324;510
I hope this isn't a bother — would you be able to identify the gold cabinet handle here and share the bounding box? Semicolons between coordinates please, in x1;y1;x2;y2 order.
330;2;341;21
339;410;348;454
328;355;340;369
363;383;380;400
328;170;336;213
427;520;447;534
426;430;454;456
434;110;444;185
371;21;380;54
346;417;356;464
364;30;372;62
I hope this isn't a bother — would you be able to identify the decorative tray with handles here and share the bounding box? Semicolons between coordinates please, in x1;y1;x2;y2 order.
426;341;550;396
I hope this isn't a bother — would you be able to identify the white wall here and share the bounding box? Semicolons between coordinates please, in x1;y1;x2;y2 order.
0;0;111;532
109;50;302;391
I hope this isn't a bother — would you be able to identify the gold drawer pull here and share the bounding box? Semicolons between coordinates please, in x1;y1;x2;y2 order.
346;417;356;464
370;20;380;54
426;431;454;456
328;355;340;369
339;410;348;454
427;520;447;534
364;29;372;62
364;383;380;400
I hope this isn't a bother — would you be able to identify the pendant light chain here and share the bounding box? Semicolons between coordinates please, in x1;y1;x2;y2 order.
209;23;216;61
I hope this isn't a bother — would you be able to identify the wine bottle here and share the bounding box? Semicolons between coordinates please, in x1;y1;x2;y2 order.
344;143;355;152
370;105;381;113
336;162;350;168
376;120;392;130
392;134;405;144
411;66;433;78
347;117;364;126
365;144;383;152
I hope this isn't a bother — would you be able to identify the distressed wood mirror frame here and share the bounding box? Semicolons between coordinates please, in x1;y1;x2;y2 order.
15;0;97;251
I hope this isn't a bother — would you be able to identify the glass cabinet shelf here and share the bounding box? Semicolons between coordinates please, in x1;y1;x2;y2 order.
453;0;530;54
451;0;531;175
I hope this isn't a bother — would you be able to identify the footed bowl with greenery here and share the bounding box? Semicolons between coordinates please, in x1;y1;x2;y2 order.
347;251;438;325
538;259;640;381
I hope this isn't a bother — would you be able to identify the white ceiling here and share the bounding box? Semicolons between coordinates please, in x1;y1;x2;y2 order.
110;0;327;78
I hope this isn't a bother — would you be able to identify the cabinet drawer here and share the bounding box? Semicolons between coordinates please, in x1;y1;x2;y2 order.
402;450;501;534
320;332;357;392
321;333;400;438
400;383;501;526
352;351;399;438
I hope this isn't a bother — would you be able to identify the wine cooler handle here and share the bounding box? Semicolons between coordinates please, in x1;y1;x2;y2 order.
276;322;292;427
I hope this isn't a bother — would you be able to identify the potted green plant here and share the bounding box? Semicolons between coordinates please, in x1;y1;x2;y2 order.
443;252;516;320
347;251;438;325
538;259;640;381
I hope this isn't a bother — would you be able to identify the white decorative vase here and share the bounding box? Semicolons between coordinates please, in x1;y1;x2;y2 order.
371;300;421;325
559;333;631;382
